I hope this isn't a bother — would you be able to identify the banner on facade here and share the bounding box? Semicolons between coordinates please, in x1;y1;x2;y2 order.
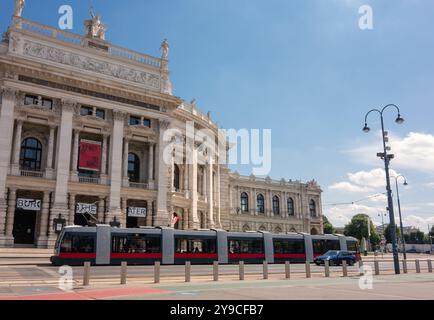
79;139;102;172
128;207;147;218
76;203;97;215
16;198;41;211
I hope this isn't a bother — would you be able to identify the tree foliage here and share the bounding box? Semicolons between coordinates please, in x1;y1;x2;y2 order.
323;216;335;234
384;224;401;244
344;214;380;246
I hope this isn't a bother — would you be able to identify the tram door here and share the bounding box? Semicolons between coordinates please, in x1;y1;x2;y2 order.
13;209;37;245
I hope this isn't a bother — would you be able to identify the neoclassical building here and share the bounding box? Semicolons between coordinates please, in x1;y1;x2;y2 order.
0;8;323;248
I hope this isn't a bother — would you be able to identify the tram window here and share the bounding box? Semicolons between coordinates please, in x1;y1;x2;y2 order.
326;240;340;251
112;234;161;253
175;238;216;254
312;240;325;254
228;239;264;254
60;234;96;253
347;241;359;252
273;240;305;254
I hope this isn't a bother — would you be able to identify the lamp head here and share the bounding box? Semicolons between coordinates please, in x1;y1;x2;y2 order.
403;181;408;186
363;123;371;133
395;114;405;124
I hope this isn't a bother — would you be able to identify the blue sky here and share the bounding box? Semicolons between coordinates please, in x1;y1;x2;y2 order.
1;0;433;230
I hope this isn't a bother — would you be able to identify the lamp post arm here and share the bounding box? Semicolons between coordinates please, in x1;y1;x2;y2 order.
364;109;382;124
381;104;401;115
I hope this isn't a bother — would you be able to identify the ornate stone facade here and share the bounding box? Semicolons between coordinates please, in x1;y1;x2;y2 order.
0;16;323;248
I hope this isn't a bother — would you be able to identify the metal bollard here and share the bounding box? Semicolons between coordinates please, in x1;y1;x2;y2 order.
359;260;364;276
402;260;408;274
416;260;421;274
285;261;291;279
374;260;380;276
83;261;91;286
213;261;219;281
154;261;161;284
120;261;127;285
239;261;245;280
428;260;433;273
324;260;330;278
185;261;191;282
342;260;348;277
263;261;268;280
305;261;311;278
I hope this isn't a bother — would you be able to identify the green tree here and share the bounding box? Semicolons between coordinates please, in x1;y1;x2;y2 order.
384;224;401;244
405;230;426;244
344;214;380;247
323;216;335;234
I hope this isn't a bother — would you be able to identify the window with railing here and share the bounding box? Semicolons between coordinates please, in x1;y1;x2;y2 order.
80;106;105;119
24;94;53;109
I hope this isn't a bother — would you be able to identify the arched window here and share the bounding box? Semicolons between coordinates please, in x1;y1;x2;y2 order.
311;228;318;235
309;199;317;217
273;196;280;215
257;194;265;214
128;153;140;182
20;138;42;171
287;198;295;216
259;225;267;232
274;227;282;234
240;192;249;213
174;164;180;190
242;224;250;232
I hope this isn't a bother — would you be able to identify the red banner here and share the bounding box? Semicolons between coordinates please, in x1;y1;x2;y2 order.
79;139;102;171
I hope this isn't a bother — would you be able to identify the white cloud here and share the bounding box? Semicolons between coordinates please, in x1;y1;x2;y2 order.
328;168;399;193
346;132;434;173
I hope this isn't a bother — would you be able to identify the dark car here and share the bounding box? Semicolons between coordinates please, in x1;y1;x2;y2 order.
314;250;356;266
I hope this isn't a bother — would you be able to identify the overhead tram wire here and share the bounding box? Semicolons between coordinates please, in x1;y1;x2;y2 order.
323;192;387;207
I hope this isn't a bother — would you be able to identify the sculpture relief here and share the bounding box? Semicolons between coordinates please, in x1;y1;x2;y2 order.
22;41;161;90
160;39;169;60
1;87;18;101
14;0;25;17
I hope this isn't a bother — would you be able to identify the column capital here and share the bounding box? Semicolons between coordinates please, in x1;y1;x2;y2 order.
61;99;77;112
159;119;171;131
113;109;127;122
1;87;18;100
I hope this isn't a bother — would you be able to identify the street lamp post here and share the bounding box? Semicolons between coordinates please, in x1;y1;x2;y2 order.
378;212;387;257
394;175;408;260
363;104;405;275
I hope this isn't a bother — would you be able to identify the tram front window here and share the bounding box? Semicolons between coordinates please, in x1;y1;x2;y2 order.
60;234;96;253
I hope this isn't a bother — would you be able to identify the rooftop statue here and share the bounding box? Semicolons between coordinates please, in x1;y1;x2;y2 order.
160;38;169;60
14;0;25;17
84;8;107;40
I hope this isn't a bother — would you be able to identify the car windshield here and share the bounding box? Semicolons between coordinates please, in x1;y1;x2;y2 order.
324;251;338;256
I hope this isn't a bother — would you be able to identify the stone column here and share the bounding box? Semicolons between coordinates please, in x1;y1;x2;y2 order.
0;89;18;235
108;110;126;223
100;134;108;184
250;188;256;216
228;184;232;215
155;120;170;227
98;197;105;223
267;190;272;217
69;194;76;226
282;193;287;218
145;201;152;226
207;156;214;228
37;192;50;247
190;148;199;229
170;150;175;192
148;143;154;188
5;189;17;241
202;167;207;199
45;126;56;178
122;138;129;187
50;100;75;247
70;129;80;183
121;198;127;228
183;163;189;198
11;119;23;175
216;163;221;228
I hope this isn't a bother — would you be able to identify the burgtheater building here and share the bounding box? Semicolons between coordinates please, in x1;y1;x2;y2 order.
0;7;323;248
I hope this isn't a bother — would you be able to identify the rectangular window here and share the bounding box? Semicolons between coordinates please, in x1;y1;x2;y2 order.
273;240;305;254
80;106;93;116
95;109;105;119
347;241;359;253
112;234;161;253
143;118;151;128
42;98;53;109
24;95;38;105
175;238;216;254
60;234;96;253
228;239;264;254
129;116;141;126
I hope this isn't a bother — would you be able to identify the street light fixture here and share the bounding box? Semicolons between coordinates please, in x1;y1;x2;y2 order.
394;175;408;260
363;104;404;274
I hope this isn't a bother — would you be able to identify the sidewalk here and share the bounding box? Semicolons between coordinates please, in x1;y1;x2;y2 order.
0;248;53;265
